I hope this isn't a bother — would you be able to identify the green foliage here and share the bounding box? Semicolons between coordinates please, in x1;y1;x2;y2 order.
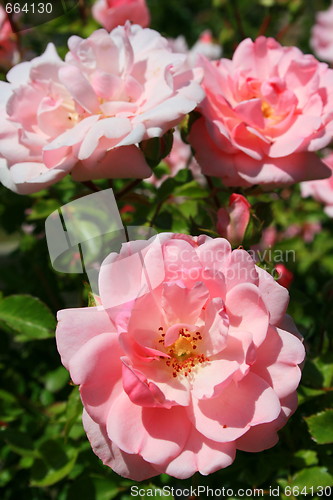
306;410;333;445
0;295;56;341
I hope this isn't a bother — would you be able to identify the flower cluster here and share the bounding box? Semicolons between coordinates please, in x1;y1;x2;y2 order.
2;4;326;483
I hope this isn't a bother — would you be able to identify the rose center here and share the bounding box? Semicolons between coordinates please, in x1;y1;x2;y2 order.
157;326;209;378
172;336;194;360
261;100;274;118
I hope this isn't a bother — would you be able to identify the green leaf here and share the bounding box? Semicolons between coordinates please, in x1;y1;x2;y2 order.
140;130;174;168
0;468;12;488
0;389;23;422
93;477;122;500
64;387;82;439
290;467;333;489
297;385;325;405
28;199;60;220
1;429;37;457
173;180;208;198
67;476;96;500
45;366;69;393
305;409;333;444
0;295;56;341
292;450;318;468
39;440;69;469
152;162;171;180
31;441;78;487
313;353;333;388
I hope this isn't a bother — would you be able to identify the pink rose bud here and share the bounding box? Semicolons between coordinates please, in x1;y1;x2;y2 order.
275;264;294;289
0;6;19;69
217;194;251;245
92;0;150;32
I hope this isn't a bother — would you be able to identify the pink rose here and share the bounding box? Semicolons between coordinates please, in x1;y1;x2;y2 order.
92;0;150;31
189;30;222;65
311;3;333;64
56;233;305;480
189;36;332;187
275;264;293;290
0;24;204;194
0;6;19;69
301;152;333;217
217;193;251;246
168;30;222;67
283;221;321;242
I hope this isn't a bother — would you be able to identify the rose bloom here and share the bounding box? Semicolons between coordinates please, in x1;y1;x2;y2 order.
169;30;222;67
92;0;150;32
0;6;19;69
301;152;333;216
189;36;332;187
56;233;305;480
283;221;321;243
0;24;204;194
311;2;333;64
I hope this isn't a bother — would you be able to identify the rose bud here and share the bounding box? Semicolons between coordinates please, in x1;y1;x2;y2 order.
217;194;251;246
275;264;294;289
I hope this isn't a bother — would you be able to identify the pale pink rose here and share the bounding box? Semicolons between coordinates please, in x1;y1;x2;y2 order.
92;0;150;32
283;221;321;242
301;152;333;217
275;264;293;290
0;25;204;194
301;221;322;242
190;30;222;65
56;232;305;480
251;220;321;260
260;226;278;248
0;6;19;69
168;30;222;67
250;226;278;263
217;194;251;245
311;3;333;64
189;36;332;187
146;129;202;187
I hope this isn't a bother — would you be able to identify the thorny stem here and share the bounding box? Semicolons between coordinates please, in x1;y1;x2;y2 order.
116;178;143;199
257;14;272;37
78;0;87;24
81;181;101;192
229;0;245;40
149;198;164;227
276;23;291;42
